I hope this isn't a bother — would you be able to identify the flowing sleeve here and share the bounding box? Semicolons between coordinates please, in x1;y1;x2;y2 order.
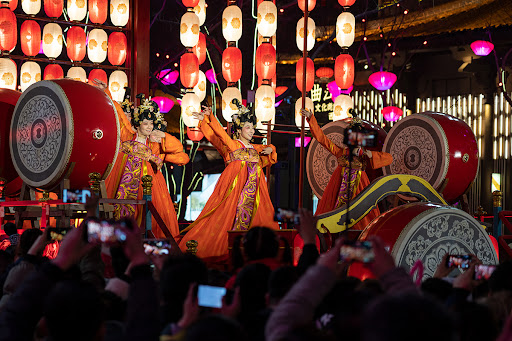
307;115;348;157
253;144;277;168
367;151;393;169
198;115;227;157
104;88;135;141
202;115;238;155
159;133;190;166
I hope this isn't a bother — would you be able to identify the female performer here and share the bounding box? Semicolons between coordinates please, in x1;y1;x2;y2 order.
300;108;393;230
178;103;278;261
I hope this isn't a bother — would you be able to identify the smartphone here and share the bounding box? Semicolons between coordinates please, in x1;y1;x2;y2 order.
143;239;171;256
339;241;374;263
344;128;378;148
47;227;70;242
474;264;496;280
197;285;227;309
63;189;91;204
87;220;126;244
446;255;472;269
274;208;300;225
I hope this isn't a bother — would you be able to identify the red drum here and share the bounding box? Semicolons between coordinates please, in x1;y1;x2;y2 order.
10;79;120;190
0;88;21;186
382;112;478;203
306;118;387;199
348;203;498;280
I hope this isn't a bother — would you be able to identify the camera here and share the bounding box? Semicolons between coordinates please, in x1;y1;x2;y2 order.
339;240;374;263
63;189;91;204
344;128;378;148
446;255;472;269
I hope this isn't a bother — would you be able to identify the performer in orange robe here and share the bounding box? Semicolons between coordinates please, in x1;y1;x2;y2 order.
301;109;393;230
179;104;279;262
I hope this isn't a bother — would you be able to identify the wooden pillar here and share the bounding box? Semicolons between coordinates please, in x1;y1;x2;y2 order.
130;0;150;98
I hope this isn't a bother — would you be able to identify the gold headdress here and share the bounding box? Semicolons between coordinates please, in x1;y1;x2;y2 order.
231;98;257;134
131;94;167;132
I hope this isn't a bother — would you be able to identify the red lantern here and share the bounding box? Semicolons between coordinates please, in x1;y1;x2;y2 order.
20;20;41;57
381;106;403;122
192;32;206;65
182;0;199;7
43;64;64;80
187;127;204;141
298;0;315;11
44;0;63;18
255;43;276;80
5;0;16;10
368;71;397;91
88;69;107;85
107;32;127;66
222;46;242;83
296;57;314;93
316;67;333;79
335;54;354;89
88;0;108;24
66;26;86;62
0;5;16;53
180;52;199;88
338;0;356;6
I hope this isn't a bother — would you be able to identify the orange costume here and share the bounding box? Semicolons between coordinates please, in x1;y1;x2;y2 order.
308;115;393;230
105;91;189;238
178;114;279;261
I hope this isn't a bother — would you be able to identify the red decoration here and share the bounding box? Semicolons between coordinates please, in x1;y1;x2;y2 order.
316;67;333;79
470;40;494;56
0;5;16;53
44;0;63;18
5;0;16;10
256;43;276;80
88;69;107;85
44;64;64;80
192;32;206;65
381;106;403;122
298;0;316;11
88;0;108;24
296;57;314;93
20;20;41;57
66;26;86;62
222;46;242;83
368;71;397;91
108;32;127;66
187;127;204;142
180;52;199;88
338;0;356;6
182;0;199;7
335;54;354;89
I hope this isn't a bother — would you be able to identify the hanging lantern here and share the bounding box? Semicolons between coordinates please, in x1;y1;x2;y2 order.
382;106;403;122
255;43;276;80
222;87;241;122
157;69;179;85
257;1;277;37
222;46;242;83
296;57;314;92
296;17;315;52
89;0;107;24
257;33;276;48
470;40;494;56
67;0;87;21
4;0;16;10
42;23;62;59
192;32;206;65
332;94;353;121
222;5;243;42
297;0;315;12
180;11;200;48
20;61;41;92
88;68;107;85
43;63;63;80
20;20;41;57
205;68;217;84
44;0;62;17
180;52;199;88
181;92;201;127
108;31;127;65
294;97;312;128
187;127;204;142
338;0;356;6
336;12;355;48
192;70;206;101
316;67;334;79
66;26;86;62
152;96;174;113
110;0;129;27
368;71;397;91
0;58;16;90
108;70;128;102
22;0;40;14
335;54;354;89
0;4;16;53
258;74;276;90
193;0;206;26
182;0;199;7
87;28;108;63
327;80;352;101
67;66;86;82
255;85;275;122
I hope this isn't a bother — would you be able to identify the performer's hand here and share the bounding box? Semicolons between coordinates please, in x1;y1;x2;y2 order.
352;147;364;157
91;78;107;90
299;108;312;119
260;147;273;155
201;105;212;116
150;129;165;143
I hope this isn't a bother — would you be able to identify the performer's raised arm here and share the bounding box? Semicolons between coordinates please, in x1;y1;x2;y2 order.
254;144;277;167
300;108;348;157
159;133;190;166
193;106;238;152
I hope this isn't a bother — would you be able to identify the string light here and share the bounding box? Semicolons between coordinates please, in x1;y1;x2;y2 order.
423;40;427;45
156;52;160;57
166;55;170;59
404;10;408;14
392;51;396;56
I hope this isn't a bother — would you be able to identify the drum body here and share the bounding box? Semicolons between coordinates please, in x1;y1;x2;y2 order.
0;88;21;185
383;112;478;203
348;203;498;280
10;79;120;190
306;118;387;199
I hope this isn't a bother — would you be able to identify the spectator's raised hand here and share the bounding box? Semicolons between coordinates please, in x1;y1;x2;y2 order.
118;218;148;268
177;283;200;329
52;222;96;271
367;236;395;278
221;286;241;319
297;208;317;245
28;227;51;257
317;238;345;274
453;264;478;291
433;253;453;278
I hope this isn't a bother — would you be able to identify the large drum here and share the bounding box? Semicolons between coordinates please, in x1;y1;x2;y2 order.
10;79;120;190
348;203;498;280
382;112;478;203
0;88;21;186
306;118;387;199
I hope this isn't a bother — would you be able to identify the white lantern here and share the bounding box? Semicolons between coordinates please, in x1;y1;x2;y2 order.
222;5;242;42
67;66;86;82
257;1;277;37
42;23;62;59
181;92;201;127
192;70;206;101
87;29;108;63
332;94;353;121
221;87;242;122
0;58;16;90
296;17;315;51
20;61;41;92
109;70;128;102
193;0;206;26
110;0;129;27
180;12;200;48
67;0;87;21
258;33;276;48
294;97;313;128
22;0;41;15
336;12;355;48
255;85;275;122
256;116;273;132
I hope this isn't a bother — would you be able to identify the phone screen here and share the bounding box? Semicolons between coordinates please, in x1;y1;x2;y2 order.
143;239;171;255
63;189;91;203
446;255;472;269
339;241;374;263
87;221;126;244
197;285;227;308
474;264;496;280
274;208;300;225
